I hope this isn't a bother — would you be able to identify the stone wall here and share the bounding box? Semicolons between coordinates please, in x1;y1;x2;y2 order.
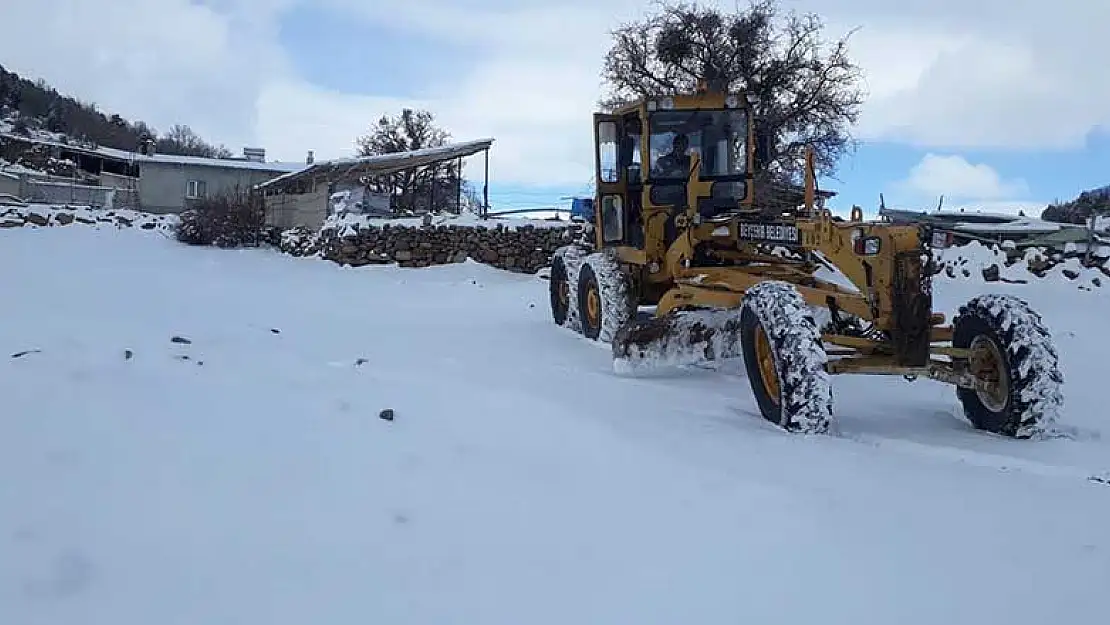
280;220;588;274
0;204;177;231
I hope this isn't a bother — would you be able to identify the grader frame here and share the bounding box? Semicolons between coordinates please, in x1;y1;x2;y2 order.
549;80;1061;437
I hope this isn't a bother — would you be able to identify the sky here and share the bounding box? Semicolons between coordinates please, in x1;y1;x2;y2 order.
0;0;1108;216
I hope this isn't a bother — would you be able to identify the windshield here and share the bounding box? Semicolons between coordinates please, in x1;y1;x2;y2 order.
648;109;748;182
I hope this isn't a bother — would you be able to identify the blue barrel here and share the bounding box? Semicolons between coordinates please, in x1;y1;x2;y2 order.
570;197;595;222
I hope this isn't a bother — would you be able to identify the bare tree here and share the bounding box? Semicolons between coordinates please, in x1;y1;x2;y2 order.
602;0;865;183
356;109;461;213
156;124;222;158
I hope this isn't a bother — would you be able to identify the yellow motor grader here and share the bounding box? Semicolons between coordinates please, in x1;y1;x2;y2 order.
550;81;1064;438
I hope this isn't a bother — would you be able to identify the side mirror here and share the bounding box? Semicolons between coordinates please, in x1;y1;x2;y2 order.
754;131;772;170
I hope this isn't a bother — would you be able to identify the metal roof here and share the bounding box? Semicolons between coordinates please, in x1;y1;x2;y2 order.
256;138;495;192
1;132;305;173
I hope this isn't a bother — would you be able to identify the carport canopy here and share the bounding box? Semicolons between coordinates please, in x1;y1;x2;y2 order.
255;138;494;194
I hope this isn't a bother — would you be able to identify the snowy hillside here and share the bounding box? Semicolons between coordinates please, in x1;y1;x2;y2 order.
2;225;1109;625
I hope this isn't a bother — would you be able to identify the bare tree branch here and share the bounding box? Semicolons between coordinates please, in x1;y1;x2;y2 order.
600;0;865;182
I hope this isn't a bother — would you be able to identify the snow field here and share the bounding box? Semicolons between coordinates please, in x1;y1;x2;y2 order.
1;225;1108;625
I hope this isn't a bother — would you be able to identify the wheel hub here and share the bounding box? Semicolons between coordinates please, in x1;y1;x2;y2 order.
970;335;1009;412
754;326;780;404
586;286;601;327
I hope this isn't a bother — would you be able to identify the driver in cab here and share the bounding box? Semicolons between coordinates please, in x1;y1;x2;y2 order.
652;133;692;179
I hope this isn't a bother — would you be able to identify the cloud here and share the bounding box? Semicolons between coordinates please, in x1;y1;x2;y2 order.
254;81;423;167
890;154;1047;215
2;0;1107;190
900;154;1028;200
823;1;1110;149
0;0;291;153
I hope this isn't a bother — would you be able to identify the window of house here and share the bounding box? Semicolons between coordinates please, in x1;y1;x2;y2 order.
186;179;207;199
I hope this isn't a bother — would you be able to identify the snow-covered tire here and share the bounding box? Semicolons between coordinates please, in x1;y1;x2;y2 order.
952;294;1063;438
739;281;833;434
551;245;588;333
576;250;636;343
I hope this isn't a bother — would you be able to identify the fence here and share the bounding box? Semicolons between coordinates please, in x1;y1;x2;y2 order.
17;176;140;210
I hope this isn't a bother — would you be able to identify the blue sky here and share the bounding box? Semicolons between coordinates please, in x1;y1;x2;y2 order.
1;0;1107;218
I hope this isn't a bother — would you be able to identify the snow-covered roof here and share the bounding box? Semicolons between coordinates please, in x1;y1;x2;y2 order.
96;145;305;173
881;206;1065;235
257;138;495;192
1;131;304;174
950;218;1061;235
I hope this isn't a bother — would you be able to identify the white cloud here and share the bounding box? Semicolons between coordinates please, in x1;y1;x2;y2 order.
254;81;424;167
890;154;1046;215
2;0;1108;189
0;0;292;154
900;154;1028;200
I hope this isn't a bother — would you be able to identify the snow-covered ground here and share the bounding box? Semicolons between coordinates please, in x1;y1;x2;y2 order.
2;226;1109;625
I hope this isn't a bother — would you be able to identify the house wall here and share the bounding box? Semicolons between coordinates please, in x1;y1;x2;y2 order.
0;173;20;197
99;171;138;190
265;187;330;230
138;161;290;213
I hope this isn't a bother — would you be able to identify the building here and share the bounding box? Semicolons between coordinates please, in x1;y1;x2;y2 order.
878;206;1107;255
1;131;306;213
0;170;20;198
257;138;494;230
100;145;306;214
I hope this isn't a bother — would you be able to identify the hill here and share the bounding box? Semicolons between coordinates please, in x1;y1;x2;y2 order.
0;63;229;158
1042;185;1110;228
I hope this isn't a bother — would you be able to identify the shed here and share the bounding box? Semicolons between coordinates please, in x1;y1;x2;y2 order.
256;139;494;230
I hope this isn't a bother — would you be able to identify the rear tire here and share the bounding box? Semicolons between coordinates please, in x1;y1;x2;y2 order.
952;294;1063;438
550;245;587;333
739;281;833;434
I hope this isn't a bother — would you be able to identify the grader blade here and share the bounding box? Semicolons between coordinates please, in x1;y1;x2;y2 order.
611;308;744;374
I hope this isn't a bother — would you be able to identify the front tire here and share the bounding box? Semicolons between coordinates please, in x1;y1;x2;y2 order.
576;251;636;343
739;281;833;434
952;294;1063;438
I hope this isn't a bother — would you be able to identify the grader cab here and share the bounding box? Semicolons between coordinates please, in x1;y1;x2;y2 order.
550;82;1064;438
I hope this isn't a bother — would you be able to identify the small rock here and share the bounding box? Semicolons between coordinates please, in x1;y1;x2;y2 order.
355;358;369;366
529;302;536;308
982;265;1000;282
270;328;281;334
171;336;192;344
379;408;395;421
1063;268;1080;280
124;349;134;360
